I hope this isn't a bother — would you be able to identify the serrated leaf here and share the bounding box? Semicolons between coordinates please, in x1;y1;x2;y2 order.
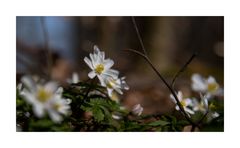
93;108;104;122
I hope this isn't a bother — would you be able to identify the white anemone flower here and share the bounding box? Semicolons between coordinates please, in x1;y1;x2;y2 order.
84;45;119;83
191;93;220;122
20;76;71;123
132;104;143;116
170;91;194;115
102;76;129;97
191;73;222;99
47;93;71;122
192;93;209;113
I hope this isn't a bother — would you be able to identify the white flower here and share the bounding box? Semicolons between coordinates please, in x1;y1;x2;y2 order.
132;104;143;116
170;91;194;115
190;93;220;122
192;93;209;113
84;45;119;83
191;73;222;99
102;76;129;97
47;94;71;122
66;72;79;84
20;76;71;123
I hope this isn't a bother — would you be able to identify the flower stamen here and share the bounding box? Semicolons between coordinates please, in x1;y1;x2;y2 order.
208;83;218;93
95;64;104;74
37;88;52;102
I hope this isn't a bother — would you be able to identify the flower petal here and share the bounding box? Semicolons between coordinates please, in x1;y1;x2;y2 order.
84;57;94;69
107;88;113;97
21;76;36;91
21;90;35;104
56;87;63;95
72;72;79;83
112;114;122;120
33;104;45;117
170;94;177;103
44;82;58;93
177;91;183;101
114;87;123;95
94;45;100;54
185;98;193;107
207;76;216;84
104;69;119;78
191;73;207;92
103;59;114;69
48;110;62;123
200;93;208;109
121;82;129;90
132;104;143;116
184;107;195;115
88;71;96;79
89;53;98;67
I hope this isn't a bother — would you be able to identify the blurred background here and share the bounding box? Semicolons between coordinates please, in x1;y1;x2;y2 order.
16;16;224;115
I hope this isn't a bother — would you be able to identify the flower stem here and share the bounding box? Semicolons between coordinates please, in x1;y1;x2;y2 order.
83;78;95;100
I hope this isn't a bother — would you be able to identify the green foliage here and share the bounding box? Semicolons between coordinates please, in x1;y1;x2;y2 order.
148;120;169;126
16;81;224;132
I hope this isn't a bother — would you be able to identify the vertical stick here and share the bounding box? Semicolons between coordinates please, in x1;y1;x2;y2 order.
131;17;148;56
40;17;52;78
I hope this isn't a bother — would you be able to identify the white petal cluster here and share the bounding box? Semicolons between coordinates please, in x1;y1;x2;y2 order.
132;104;143;116
170;90;219;121
20;76;71;123
170;91;194;115
191;73;223;99
192;93;209;113
84;45;129;98
102;76;129;97
192;93;219;121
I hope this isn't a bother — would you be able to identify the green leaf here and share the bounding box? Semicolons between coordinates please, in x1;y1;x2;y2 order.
177;120;189;126
148;120;170;126
93;108;104;122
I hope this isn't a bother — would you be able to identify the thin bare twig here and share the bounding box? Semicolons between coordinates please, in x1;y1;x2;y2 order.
40;17;52;78
124;49;195;126
131;17;148;56
171;53;197;89
128;18;199;130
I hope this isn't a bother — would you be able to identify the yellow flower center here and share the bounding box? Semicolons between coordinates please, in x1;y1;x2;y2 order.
53;103;61;111
180;100;186;107
37;88;52;103
106;80;116;88
208;83;218;93
95;64;104;74
209;103;216;110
